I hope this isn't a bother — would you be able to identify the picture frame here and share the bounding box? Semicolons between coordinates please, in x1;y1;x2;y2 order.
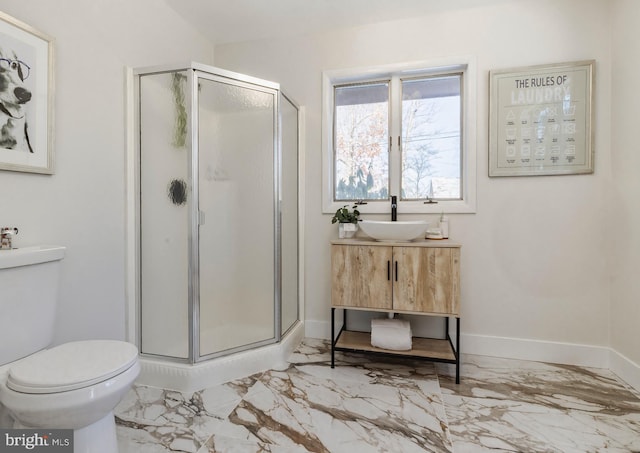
489;60;594;177
0;10;54;174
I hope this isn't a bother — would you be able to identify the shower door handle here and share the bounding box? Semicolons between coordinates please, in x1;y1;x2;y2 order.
198;211;206;226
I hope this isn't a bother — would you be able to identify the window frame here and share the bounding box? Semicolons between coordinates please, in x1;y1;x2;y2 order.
322;57;477;215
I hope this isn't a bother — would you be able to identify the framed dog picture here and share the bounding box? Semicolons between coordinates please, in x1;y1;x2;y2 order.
0;10;54;174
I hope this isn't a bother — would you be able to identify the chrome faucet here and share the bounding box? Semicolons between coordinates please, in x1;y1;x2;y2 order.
391;196;397;221
1;227;18;250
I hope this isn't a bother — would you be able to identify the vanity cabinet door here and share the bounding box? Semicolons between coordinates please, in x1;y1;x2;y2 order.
331;245;392;309
393;247;460;315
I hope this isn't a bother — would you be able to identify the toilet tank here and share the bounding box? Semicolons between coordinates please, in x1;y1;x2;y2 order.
0;246;66;366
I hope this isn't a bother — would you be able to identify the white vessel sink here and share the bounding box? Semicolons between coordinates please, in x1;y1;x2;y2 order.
358;220;429;242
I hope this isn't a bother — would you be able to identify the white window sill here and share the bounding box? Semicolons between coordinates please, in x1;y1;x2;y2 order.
324;198;476;215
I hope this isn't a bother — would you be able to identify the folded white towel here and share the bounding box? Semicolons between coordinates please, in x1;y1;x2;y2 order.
371;318;412;351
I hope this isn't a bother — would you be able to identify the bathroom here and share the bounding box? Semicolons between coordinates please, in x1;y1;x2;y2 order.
1;0;639;451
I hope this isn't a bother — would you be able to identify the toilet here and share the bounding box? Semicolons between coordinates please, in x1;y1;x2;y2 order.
0;245;140;453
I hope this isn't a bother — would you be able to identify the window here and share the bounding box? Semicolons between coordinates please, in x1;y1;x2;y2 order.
401;76;461;200
323;59;476;214
334;82;389;200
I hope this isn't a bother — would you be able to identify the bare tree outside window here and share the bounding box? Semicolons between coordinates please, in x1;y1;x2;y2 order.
401;98;440;198
334;83;389;200
401;76;462;200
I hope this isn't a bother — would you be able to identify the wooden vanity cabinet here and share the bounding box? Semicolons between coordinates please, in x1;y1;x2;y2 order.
331;243;459;315
393;246;460;314
331;245;392;310
331;239;461;383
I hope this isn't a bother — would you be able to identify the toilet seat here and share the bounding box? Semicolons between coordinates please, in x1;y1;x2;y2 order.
6;340;138;394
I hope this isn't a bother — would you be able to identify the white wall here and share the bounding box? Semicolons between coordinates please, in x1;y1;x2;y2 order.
610;0;640;367
4;0;635;381
0;1;214;345
215;0;614;357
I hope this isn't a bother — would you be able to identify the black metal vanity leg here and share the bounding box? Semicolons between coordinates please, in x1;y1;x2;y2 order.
445;316;449;339
456;317;461;384
331;307;335;368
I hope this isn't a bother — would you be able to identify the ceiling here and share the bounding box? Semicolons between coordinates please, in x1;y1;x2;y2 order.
164;0;511;45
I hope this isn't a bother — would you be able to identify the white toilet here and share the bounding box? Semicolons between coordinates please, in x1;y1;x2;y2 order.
0;245;140;453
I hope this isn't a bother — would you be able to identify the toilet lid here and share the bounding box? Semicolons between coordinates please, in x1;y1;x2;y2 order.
7;340;138;394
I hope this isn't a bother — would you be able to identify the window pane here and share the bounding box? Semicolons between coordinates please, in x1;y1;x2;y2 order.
401;76;461;200
334;82;389;201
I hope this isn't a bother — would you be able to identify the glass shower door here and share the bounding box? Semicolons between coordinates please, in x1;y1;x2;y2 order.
197;74;277;358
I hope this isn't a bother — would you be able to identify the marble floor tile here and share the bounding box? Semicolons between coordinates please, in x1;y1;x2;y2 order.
116;340;640;453
223;365;451;452
438;355;640;453
116;374;263;453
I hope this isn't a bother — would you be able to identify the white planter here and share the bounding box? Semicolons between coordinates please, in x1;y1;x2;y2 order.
338;223;358;239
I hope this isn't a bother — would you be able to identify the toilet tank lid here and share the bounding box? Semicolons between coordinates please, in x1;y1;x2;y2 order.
0;245;65;270
7;340;138;394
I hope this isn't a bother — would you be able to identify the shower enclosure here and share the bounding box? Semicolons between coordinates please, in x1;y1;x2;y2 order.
134;63;300;363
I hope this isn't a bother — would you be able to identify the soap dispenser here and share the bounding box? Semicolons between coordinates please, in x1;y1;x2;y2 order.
439;214;449;239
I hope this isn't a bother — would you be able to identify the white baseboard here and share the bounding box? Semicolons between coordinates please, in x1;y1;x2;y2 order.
609;349;640;393
305;319;332;340
304;320;640;392
461;333;610;369
305;320;608;368
462;334;640;392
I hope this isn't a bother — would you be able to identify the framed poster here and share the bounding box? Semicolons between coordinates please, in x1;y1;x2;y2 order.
489;60;594;177
0;10;54;174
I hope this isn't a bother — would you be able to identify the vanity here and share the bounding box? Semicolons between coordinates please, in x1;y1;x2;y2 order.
330;238;461;383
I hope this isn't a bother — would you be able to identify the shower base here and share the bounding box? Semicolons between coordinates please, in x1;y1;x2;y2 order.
136;322;304;393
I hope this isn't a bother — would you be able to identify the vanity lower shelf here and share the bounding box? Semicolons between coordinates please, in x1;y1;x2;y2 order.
330;307;461;383
335;330;456;361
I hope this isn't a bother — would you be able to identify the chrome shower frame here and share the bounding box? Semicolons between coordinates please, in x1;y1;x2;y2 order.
132;61;299;364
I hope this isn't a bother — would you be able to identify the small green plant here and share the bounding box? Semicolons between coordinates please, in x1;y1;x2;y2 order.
331;205;361;224
171;72;187;148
